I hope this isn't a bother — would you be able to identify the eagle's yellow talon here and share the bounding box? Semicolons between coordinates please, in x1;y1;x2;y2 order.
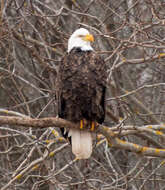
75;156;80;160
80;120;83;129
91;121;95;131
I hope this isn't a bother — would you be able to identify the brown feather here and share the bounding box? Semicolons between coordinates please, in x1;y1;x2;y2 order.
57;48;107;159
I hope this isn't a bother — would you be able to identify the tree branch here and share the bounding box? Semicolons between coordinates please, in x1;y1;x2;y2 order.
1;116;165;158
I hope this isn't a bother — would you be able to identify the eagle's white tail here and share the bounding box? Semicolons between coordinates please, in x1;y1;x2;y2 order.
68;129;92;159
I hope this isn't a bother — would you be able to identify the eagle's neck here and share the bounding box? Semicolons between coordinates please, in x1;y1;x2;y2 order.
69;47;93;54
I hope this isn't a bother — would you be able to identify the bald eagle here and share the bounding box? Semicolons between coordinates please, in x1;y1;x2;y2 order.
57;28;107;159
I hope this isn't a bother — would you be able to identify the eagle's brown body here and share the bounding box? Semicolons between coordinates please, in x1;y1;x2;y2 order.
57;46;107;159
58;48;107;125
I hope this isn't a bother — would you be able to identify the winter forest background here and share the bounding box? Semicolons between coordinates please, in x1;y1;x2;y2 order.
0;0;165;189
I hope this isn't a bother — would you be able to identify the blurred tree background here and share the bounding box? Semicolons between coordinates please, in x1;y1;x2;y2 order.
0;0;165;189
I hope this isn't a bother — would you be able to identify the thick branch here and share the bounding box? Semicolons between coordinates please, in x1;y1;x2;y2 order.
0;116;76;129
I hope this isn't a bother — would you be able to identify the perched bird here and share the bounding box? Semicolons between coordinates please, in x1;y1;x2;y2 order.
57;28;107;159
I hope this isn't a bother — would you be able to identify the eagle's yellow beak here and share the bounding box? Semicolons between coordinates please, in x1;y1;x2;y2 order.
83;34;94;42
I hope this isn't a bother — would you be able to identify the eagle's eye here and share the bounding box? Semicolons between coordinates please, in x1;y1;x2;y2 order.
77;35;84;38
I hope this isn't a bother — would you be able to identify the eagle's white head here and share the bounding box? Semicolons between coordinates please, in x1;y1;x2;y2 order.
68;28;94;53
